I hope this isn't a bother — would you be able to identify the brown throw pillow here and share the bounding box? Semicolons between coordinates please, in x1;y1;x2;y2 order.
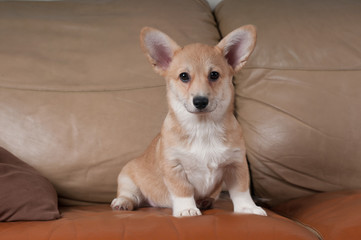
0;147;60;221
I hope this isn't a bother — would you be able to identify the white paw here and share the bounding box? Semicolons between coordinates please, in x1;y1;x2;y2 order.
173;208;202;217
111;197;134;211
235;205;267;216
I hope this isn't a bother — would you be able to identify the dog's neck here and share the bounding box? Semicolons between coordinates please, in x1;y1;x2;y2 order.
162;109;226;147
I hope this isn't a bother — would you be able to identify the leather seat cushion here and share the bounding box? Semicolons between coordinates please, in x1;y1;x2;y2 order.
273;190;361;240
0;196;319;240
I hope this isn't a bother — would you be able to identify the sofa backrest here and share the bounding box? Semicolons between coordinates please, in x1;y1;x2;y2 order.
1;0;360;207
0;0;219;205
215;0;361;206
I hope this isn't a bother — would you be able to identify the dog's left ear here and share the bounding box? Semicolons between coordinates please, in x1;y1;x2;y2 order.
140;27;181;76
217;25;257;72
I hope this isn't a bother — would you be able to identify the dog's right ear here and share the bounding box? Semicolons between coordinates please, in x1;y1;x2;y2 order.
140;27;180;76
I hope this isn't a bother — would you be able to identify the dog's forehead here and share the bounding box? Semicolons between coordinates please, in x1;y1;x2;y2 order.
172;43;227;69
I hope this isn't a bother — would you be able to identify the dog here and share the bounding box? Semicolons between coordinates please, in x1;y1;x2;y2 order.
111;25;267;217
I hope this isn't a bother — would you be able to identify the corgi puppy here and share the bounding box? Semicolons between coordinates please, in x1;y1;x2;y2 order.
111;25;266;217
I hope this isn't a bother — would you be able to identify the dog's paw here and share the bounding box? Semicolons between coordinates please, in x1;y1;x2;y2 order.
111;197;134;211
173;208;202;217
234;205;267;216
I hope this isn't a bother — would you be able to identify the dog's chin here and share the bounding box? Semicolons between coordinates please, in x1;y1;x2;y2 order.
184;105;216;115
189;109;212;114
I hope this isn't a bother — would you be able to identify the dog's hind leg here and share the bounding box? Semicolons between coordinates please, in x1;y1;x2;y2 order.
111;167;144;211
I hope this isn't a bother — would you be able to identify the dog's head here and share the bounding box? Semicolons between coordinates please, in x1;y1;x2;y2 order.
140;25;256;119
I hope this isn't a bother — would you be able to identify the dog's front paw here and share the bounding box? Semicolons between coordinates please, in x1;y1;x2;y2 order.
173;208;202;217
234;205;267;216
111;197;134;211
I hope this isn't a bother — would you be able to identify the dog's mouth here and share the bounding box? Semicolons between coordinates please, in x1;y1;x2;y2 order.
184;102;217;114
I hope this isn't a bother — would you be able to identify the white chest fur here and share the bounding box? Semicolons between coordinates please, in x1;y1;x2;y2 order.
167;119;243;198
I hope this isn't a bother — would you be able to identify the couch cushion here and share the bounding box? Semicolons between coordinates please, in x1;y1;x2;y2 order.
0;0;220;205
273;190;361;240
0;147;60;222
0;197;319;240
215;0;361;205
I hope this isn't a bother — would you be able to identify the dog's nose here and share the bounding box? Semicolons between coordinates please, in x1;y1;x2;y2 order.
193;96;209;110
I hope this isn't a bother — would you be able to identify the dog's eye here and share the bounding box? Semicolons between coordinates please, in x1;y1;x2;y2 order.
179;72;190;83
209;71;220;81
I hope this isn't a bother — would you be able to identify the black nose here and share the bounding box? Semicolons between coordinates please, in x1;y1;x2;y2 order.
193;96;209;110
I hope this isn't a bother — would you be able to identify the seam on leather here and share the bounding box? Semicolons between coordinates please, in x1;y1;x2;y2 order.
292;219;324;240
0;84;165;93
242;66;361;72
273;210;324;240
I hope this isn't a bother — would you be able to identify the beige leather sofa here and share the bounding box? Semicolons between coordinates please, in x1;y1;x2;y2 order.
1;0;360;239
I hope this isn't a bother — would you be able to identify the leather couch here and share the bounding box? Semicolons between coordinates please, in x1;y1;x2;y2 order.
1;0;360;239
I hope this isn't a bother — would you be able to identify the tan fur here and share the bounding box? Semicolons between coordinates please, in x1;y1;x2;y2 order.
111;25;267;217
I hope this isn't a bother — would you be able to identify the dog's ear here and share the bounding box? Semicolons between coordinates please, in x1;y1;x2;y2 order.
140;27;180;75
217;25;257;72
